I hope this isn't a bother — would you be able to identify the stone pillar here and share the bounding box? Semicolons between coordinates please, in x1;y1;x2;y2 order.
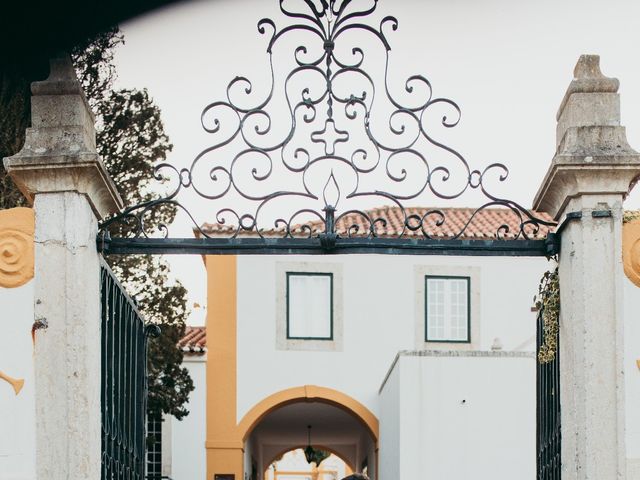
3;55;122;478
534;55;640;480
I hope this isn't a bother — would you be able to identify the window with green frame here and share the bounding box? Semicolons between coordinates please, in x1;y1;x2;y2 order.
286;272;333;340
146;414;162;479
425;275;471;342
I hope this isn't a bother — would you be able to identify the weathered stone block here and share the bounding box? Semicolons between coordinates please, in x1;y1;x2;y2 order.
557;92;620;148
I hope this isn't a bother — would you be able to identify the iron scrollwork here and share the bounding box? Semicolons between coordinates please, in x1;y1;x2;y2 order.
98;0;556;248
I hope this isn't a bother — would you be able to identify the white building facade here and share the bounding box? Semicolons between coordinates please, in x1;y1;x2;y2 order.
160;238;640;480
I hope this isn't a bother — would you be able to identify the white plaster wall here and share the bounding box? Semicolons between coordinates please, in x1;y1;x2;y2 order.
171;355;207;480
0;282;35;480
624;278;640;478
380;353;535;480
378;364;400;480
236;254;548;421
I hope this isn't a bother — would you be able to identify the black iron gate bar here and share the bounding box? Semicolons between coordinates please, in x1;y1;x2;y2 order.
536;304;561;479
97;0;557;257
99;234;558;256
101;258;160;480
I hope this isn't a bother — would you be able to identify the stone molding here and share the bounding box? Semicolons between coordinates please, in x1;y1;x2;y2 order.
395;349;535;358
4;157;121;221
378;349;534;394
413;264;481;351
534;55;640;220
0;207;34;288
3;54;122;220
534;163;640;221
274;260;344;352
623;218;640;288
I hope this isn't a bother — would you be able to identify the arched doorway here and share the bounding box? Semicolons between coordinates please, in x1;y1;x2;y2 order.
266;448;352;480
239;387;378;480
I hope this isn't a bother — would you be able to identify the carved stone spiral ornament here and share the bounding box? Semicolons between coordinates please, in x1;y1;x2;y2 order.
99;0;555;244
623;217;640;288
0;208;34;289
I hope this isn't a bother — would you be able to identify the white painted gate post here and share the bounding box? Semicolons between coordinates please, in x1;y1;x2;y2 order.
534;55;640;479
3;55;122;478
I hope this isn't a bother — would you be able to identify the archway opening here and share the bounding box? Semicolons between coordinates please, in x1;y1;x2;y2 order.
265;448;351;480
244;400;376;480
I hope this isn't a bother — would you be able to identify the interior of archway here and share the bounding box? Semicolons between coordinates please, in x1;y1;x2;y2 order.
265;449;350;480
244;401;376;480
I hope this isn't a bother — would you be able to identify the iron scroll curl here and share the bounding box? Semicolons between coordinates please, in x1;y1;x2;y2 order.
98;0;556;247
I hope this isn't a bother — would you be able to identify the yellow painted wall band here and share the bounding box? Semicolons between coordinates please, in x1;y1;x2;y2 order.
205;255;242;479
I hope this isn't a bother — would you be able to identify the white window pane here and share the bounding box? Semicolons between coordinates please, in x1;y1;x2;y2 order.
288;274;332;339
449;279;468;341
427;278;446;340
426;277;469;342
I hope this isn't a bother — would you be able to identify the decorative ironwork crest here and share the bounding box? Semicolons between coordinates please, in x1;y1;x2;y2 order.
99;0;556;254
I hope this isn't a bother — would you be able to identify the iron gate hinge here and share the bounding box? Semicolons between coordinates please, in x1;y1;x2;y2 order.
544;233;560;257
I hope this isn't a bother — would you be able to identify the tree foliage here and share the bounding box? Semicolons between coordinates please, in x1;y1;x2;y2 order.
71;29;194;420
0;28;194;419
0;61;46;207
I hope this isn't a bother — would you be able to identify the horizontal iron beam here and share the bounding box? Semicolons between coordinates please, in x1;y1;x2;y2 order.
98;235;557;257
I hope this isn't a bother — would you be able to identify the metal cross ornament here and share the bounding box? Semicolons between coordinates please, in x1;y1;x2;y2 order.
312;119;349;156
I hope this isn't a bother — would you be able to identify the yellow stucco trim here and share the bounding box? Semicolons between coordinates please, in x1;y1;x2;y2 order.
237;385;379;443
205;255;243;480
0;207;34;288
205;440;244;449
0;369;24;395
623;219;640;288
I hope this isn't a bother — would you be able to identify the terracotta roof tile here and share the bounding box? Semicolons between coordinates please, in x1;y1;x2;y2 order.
200;206;554;240
179;326;206;355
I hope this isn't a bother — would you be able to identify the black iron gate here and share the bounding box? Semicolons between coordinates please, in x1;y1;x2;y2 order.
93;1;561;478
536;306;561;479
101;259;155;480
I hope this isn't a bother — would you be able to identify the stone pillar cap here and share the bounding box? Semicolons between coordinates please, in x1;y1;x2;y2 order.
534;55;640;220
556;55;619;120
3;54;122;220
31;54;88;99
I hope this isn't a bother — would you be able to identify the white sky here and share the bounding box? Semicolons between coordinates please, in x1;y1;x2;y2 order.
113;0;640;322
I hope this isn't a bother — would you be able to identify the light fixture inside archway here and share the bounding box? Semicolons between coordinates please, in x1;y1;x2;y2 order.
304;425;330;466
304;425;314;464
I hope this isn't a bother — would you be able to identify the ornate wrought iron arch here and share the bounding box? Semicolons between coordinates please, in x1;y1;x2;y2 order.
98;0;557;257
